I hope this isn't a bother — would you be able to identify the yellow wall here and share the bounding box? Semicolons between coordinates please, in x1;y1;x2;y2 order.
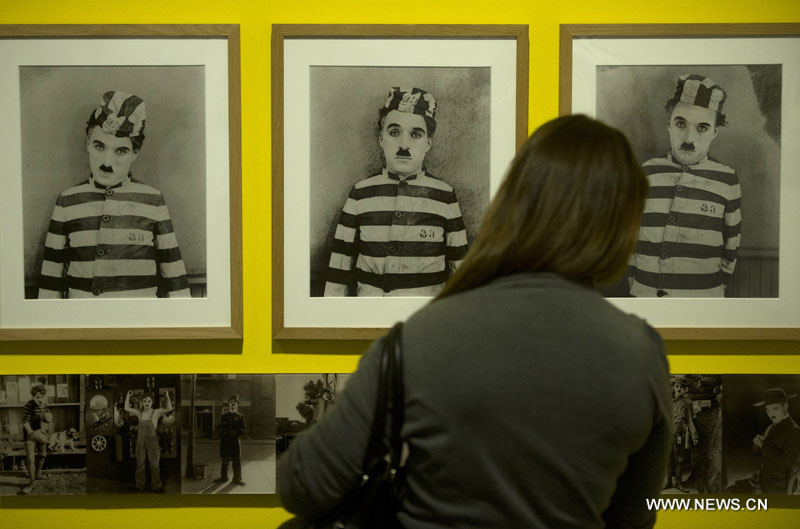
2;0;800;527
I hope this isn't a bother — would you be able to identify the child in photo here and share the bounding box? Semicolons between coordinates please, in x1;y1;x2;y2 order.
19;383;53;495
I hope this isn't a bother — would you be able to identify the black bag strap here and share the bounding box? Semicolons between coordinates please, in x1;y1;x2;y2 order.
389;322;404;471
361;321;404;472
304;323;405;529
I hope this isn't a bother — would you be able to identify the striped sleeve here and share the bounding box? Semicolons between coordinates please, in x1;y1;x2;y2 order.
721;175;742;285
324;186;359;297
444;189;468;276
22;400;35;427
153;194;190;298
38;194;69;299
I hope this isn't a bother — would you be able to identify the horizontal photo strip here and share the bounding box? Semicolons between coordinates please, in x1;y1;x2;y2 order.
1;373;799;496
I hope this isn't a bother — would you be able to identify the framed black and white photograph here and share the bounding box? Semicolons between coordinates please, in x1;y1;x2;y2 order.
560;24;800;338
0;25;242;340
0;375;86;496
273;24;528;339
721;374;800;495
180;374;277;495
85;374;180;494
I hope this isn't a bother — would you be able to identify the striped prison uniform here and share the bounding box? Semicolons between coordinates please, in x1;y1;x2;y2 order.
324;169;468;296
629;154;741;297
38;176;191;298
22;399;50;441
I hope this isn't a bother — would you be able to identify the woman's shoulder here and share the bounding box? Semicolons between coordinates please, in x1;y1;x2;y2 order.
421;273;638;322
408;272;664;360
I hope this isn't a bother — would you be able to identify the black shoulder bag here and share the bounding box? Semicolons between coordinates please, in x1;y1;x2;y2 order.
281;322;406;529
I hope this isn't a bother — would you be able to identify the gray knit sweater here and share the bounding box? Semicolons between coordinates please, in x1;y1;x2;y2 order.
278;273;671;529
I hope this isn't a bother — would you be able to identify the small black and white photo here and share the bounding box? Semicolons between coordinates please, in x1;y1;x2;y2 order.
309;67;490;297
180;374;277;494
663;374;723;494
275;374;350;459
0;375;86;496
595;64;780;299
85;374;180;494
20;65;207;300
722;374;800;495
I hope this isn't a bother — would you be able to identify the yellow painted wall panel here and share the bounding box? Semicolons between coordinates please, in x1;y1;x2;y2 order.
1;0;799;526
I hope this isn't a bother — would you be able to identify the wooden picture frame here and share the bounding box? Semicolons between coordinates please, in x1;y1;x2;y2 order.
560;24;800;339
0;25;242;340
272;24;528;339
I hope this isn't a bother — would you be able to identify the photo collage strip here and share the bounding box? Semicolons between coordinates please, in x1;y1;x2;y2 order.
2;373;798;496
0;374;348;496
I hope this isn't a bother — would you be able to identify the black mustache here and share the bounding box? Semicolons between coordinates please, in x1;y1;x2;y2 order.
680;143;695;151
396;148;411;157
99;164;114;172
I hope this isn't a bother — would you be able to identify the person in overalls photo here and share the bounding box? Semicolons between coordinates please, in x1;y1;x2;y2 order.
125;389;173;491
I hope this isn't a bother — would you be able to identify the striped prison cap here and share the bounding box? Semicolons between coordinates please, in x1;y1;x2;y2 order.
383;87;437;121
671;74;727;113
89;91;146;138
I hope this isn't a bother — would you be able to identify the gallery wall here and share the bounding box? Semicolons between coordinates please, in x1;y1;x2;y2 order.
1;0;800;528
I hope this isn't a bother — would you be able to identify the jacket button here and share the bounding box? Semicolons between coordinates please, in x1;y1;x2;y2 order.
105;188;114;196
388;245;397;254
676;185;684;192
97;248;105;257
394;211;404;219
668;215;677;223
93;288;102;296
660;252;669;260
102;214;111;222
399;181;408;188
657;289;668;297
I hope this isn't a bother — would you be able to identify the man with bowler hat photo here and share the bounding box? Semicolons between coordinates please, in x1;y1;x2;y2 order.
215;394;247;486
725;388;800;493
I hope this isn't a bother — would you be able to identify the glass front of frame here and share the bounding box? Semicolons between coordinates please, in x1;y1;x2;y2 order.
0;31;238;338
278;31;523;335
570;35;800;331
